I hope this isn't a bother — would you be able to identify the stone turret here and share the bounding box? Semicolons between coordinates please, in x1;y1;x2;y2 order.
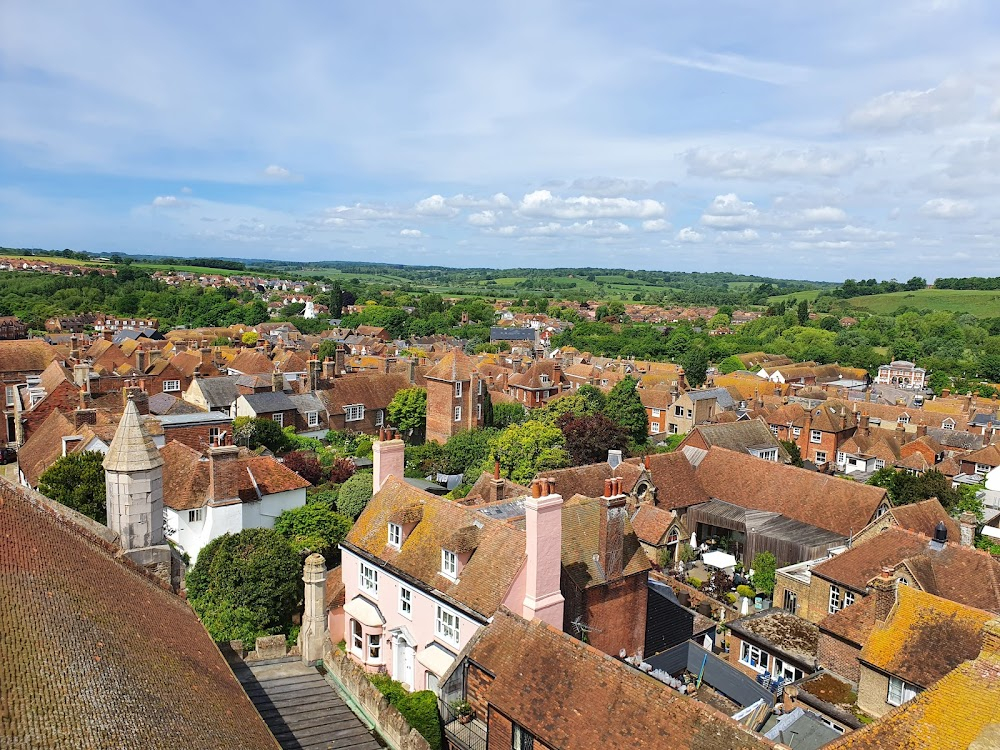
299;553;327;664
103;395;174;582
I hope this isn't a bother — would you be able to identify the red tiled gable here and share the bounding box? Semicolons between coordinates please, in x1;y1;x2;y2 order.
17;410;77;487
887;498;959;540
813;529;932;591
317;372;411;414
560;494;651;590
629;452;710;510
694;447;885;537
964;443;1000;467
424;349;477;382
630;504;676;545
818;594;878;647
0;479;279;750
228;350;274;375
464;608;771;750
160;441;211;511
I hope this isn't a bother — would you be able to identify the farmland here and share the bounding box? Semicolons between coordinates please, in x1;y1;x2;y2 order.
847;289;1000;316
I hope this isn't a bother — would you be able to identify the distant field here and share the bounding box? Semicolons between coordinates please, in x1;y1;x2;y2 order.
767;289;822;304
848;289;1000;316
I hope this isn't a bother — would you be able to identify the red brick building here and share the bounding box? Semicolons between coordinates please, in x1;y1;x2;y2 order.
0;317;28;340
765;400;857;468
424;350;485;444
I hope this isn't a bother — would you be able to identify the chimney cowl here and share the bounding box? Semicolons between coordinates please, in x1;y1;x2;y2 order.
933;521;948;544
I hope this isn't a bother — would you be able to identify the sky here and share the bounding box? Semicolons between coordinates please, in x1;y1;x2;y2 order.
3;1;1000;281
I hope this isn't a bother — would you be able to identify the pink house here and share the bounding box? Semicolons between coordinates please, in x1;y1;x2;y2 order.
334;434;565;691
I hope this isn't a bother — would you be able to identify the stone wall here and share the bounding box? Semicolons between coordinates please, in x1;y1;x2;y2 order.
322;642;431;750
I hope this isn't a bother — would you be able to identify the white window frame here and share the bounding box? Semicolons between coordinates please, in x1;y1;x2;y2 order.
512;723;535;750
272;413;283;428
375;409;384;427
875;459;886;470
829;585;842;614
844;590;855;607
399;586;412;618
674;405;684;417
792;427;801;437
651;423;660;434
739;641;768;673
345;404;365;422
441;549;458;580
351;619;363;654
942;419;955;430
435;604;460;647
976;463;992;475
307;411;319;428
651;408;661;418
815;450;827;465
188;508;204;523
359;561;378;597
368;633;382;663
454;405;462;422
388;522;402;549
455;381;463;398
476;402;482;420
163;380;181;392
209;426;221;445
4;386;14;407
887;676;918;707
836;451;846;465
772;658;804;683
810;429;822;444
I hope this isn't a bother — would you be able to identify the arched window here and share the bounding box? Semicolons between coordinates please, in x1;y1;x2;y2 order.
667;528;679;545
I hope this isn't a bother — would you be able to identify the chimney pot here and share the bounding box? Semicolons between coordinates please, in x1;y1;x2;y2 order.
532;480;542;499
494;460;501;481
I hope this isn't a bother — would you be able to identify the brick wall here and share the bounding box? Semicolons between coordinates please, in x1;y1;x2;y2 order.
22;381;80;444
465;662;492;721
817;631;862;682
805;576;836;625
773;571;813;620
583;574;648;657
162;421;231;452
485;707;555;750
426;378;483;444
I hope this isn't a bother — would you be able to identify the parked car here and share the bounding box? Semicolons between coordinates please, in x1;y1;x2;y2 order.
0;447;16;465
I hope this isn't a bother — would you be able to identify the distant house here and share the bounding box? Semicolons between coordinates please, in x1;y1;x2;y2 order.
184;375;241;412
874;360;926;389
728;609;820;686
0;316;28;340
679;418;791;462
662;387;737;435
232;390;297;429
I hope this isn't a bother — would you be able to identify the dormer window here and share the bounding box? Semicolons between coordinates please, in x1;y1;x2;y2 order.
898;414;910;425
388;522;402;549
441;549;458;580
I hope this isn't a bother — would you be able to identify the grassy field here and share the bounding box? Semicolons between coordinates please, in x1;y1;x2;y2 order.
767;289;823;304
848;289;1000;316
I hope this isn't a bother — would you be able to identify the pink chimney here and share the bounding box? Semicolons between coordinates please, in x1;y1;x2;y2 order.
522;478;564;628
373;427;405;492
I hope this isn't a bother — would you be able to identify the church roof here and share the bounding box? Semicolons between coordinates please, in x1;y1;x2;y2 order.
103;398;164;472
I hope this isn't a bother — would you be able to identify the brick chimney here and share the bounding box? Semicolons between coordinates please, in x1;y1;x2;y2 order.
960;512;978;547
272;370;284;392
73;408;98;429
490;460;505;503
335;345;346;376
373;428;405;493
207;442;240;502
136;348;147;373
871;567;896;622
859;412;870;437
322;356;335;381
600;477;627;581
523;478;564;628
307;359;320;392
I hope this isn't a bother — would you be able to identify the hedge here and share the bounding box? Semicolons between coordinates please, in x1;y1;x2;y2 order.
368;674;443;750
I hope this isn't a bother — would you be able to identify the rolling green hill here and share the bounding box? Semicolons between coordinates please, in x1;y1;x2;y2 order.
848;289;1000;316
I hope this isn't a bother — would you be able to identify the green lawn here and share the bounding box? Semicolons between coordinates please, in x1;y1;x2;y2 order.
848;289;1000;316
767;289;822;304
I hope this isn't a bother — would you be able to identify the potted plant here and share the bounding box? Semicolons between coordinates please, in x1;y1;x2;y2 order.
452;699;474;724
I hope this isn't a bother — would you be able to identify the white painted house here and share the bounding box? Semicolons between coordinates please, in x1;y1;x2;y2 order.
160;440;310;563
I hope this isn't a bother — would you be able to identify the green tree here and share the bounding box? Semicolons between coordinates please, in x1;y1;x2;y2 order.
604;376;649;445
186;528;303;645
680;347;710;388
337;470;374;519
274;504;352;560
233;416;291;453
750;551;777;596
387;387;428;434
718;355;745;375
241;331;259;346
796;299;809;326
488;420;570;484
38;451;107;523
780;440;803;467
442;428;497;475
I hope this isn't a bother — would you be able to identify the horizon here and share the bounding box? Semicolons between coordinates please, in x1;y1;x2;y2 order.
3;2;1000;282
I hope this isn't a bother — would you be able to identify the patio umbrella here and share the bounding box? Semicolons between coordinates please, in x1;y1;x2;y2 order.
690;532;697;549
702;551;737;570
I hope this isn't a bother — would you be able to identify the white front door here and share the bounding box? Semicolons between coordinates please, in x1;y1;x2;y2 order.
396;636;415;687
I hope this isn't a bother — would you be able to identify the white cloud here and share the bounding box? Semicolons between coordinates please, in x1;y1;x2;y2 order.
795;206;848;223
263;164;299;180
518;189;665;220
719;228;759;242
413;194;460;217
400;228;423;237
468;210;497;226
700;193;760;229
569;177;670;196
685;147;868;180
641;219;669;232
920;197;976;219
152;195;182;207
325;204;401;221
845;77;975;132
521;220;632;237
675;227;703;243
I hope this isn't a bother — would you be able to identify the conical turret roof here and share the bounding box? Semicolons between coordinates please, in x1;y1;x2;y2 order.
103;397;164;472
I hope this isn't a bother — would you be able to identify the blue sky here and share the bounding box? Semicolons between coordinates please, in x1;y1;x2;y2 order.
3;1;1000;281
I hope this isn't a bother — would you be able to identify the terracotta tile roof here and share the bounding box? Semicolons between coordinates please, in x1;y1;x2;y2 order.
508;360;566;390
560;495;651;590
325;565;346;611
889;498;960;540
345;476;526;618
160;441;211;510
0;339;57;374
694;447;885;537
964;443;1000;468
638;388;673;409
765;402;808;428
682;419;791;461
17;410;77;487
460;608;771;750
464;471;531;503
818;593;878;647
813;528;933;591
318;372;410;414
825;642;1000;749
0;479;279;750
630;451;712;510
228;350;274;375
630;504;677;545
424;349;477;382
862;586;992;688
168;350;203;377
